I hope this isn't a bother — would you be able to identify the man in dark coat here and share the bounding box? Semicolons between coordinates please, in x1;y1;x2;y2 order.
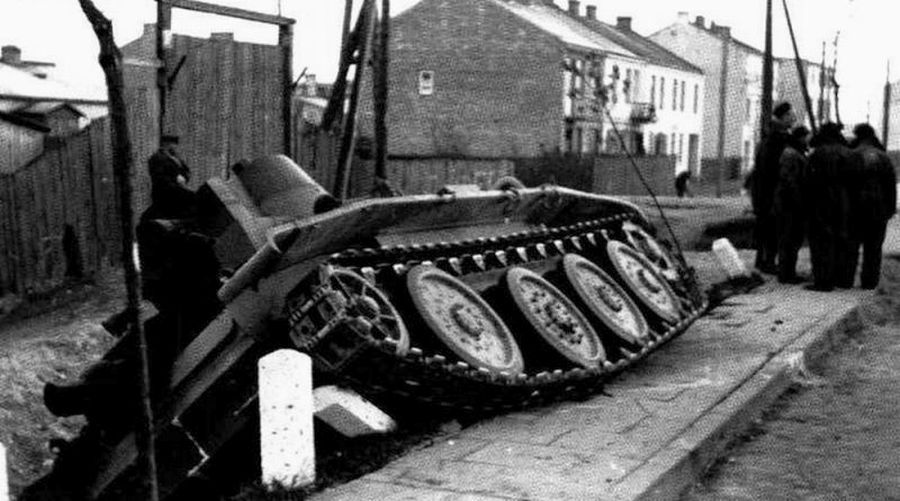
804;122;851;291
752;102;797;273
841;123;897;289
774;125;810;283
147;134;196;219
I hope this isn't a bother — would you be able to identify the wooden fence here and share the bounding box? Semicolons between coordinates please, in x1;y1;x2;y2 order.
0;117;119;295
515;154;677;196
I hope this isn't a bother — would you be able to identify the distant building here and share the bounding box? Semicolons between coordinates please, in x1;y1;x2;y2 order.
776;57;834;128
885;80;900;151
650;14;771;174
362;0;703;177
572;10;705;174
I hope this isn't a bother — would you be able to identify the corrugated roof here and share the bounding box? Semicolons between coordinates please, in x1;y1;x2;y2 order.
578;19;703;74
489;0;639;59
0;62;106;103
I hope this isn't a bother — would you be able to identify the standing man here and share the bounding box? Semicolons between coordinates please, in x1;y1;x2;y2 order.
774;125;810;283
842;123;897;289
147;134;196;219
804;123;850;291
752;102;797;273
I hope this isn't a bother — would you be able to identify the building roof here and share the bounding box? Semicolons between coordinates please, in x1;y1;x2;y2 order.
15;101;86;117
652;19;764;57
577;18;703;75
0;62;106;104
488;0;639;59
0;110;51;132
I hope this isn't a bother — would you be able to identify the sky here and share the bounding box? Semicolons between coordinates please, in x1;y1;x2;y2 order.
2;0;898;126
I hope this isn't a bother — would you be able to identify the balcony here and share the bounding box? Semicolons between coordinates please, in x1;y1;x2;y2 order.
630;103;657;124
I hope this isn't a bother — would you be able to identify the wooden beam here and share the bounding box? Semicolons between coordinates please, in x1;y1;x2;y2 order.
159;0;295;26
280;24;293;157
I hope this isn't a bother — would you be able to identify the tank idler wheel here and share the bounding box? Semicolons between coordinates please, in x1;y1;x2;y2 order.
329;268;411;354
605;241;683;326
558;254;650;355
500;267;606;369
406;265;525;375
621;222;680;282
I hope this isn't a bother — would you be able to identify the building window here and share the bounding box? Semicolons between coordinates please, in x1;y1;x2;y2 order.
679;133;684;159
633;70;641;102
418;70;435;95
672;79;678;110
625;68;632;104
693;84;699;113
574;59;584;95
671;133;676;154
680;81;686;111
651;76;657;108
660;77;665;113
594;129;602;154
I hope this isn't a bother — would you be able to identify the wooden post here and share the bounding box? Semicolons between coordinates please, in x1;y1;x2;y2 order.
280;24;294;157
883;61;891;149
782;0;818;135
760;0;774;140
0;442;7;501
716;31;730;198
156;1;171;136
818;41;827;124
372;0;391;192
258;350;315;489
77;1;158;500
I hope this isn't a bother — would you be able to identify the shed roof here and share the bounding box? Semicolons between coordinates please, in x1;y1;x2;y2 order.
0;62;106;104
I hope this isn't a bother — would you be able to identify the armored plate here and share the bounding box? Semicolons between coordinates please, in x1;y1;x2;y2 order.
407;265;525;374
606;241;682;324
504;267;606;368
621;221;679;281
561;254;650;348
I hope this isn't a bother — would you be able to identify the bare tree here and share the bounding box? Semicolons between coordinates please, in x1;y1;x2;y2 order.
76;0;159;499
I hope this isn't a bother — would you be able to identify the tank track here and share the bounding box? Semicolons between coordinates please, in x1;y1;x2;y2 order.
286;211;708;415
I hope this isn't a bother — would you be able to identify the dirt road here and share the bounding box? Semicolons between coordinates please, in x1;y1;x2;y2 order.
684;256;900;501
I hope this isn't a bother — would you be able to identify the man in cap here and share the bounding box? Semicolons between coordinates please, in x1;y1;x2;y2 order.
773;125;810;283
752;101;797;273
147;134;196;219
804;122;851;291
841;123;897;289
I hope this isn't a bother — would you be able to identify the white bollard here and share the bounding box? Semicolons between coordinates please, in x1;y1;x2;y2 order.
258;350;315;490
314;386;397;438
0;442;8;501
712;238;750;279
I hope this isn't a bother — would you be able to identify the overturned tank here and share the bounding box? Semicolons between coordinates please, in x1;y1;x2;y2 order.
27;155;707;500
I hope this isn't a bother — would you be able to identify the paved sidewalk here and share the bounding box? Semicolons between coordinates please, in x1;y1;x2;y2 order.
314;279;870;501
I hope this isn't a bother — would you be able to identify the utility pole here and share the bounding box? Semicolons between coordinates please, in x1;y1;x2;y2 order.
156;1;171;137
782;0;817;135
883;60;891;149
818;41;826;124
760;0;774;141
716;29;731;198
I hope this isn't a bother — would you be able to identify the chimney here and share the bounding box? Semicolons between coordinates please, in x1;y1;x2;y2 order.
585;5;596;20
677;11;689;24
305;74;318;97
616;16;632;31
568;0;580;16
1;45;22;65
712;24;731;38
695;15;705;28
710;21;717;31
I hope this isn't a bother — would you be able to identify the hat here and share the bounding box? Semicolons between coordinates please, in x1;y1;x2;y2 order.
773;102;792;119
161;134;180;144
853;123;876;140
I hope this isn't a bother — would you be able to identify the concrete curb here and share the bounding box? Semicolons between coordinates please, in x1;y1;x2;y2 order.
618;303;863;501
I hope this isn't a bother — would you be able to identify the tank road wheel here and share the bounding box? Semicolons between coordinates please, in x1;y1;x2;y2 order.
329;268;411;353
287;267;409;372
621;222;680;282
606;241;682;325
406;265;525;375
502;267;605;369
559;254;650;353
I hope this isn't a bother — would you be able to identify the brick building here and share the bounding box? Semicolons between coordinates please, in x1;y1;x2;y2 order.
571;11;704;174
650;14;770;174
370;0;650;158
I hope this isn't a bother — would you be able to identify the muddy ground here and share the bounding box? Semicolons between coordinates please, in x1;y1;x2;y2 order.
684;256;900;501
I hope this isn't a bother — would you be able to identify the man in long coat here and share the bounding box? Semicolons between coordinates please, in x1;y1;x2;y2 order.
804;123;851;291
841;123;897;289
774;125;810;283
752;102;796;273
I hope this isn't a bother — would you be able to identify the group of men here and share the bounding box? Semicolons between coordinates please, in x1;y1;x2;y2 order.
752;102;897;291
